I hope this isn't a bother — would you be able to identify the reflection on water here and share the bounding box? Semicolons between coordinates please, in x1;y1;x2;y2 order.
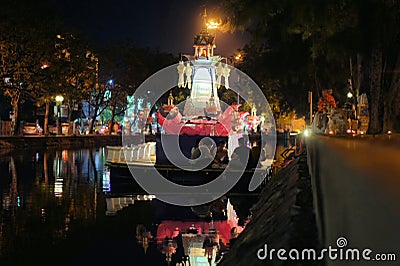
0;147;262;266
105;194;156;216
0;148;106;265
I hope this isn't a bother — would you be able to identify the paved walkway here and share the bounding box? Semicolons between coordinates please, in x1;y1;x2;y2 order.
307;133;400;266
315;133;400;199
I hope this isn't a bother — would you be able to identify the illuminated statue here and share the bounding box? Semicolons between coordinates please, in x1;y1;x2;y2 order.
185;62;193;89
177;60;186;88
223;64;231;88
251;103;257;117
215;62;223;89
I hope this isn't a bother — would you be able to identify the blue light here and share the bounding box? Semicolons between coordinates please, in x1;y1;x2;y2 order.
108;80;113;85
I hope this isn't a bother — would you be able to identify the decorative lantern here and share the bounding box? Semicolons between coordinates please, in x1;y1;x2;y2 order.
177;60;186;88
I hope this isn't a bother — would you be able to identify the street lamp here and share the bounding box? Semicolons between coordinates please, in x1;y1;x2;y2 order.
347;91;353;99
234;53;242;61
55;95;64;135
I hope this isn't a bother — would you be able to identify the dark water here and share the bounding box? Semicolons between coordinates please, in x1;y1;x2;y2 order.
0;147;267;266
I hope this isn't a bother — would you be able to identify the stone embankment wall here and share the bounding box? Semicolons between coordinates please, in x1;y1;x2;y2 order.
219;149;320;266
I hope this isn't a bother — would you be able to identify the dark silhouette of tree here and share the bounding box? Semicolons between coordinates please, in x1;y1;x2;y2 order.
97;42;178;134
0;25;46;135
222;0;400;133
0;0;80;135
53;33;98;133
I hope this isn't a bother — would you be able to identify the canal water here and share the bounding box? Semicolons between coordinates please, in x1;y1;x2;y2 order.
0;146;280;266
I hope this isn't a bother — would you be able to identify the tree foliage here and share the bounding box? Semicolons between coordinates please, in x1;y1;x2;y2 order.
97;43;178;133
222;0;400;132
0;0;174;135
0;24;48;134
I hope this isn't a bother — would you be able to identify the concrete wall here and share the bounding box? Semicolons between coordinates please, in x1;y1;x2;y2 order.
307;135;400;265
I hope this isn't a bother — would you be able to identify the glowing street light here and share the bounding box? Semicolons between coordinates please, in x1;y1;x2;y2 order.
303;128;311;137
55;95;64;135
55;95;64;103
347;91;353;98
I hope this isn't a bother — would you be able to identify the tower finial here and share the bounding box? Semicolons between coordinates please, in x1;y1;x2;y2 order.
203;7;207;28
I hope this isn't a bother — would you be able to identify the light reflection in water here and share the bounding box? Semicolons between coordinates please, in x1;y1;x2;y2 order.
102;166;111;192
0;148;104;263
105;194;156;216
0;146;267;266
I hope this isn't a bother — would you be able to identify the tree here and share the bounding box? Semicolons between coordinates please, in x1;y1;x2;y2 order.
97;42;178;134
0;25;45;135
222;0;400;133
86;83;109;134
105;83;130;134
0;0;76;135
30;35;66;135
32;59;61;135
53;34;97;134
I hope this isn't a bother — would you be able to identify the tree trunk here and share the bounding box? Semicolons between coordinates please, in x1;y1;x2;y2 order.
383;51;400;132
367;47;384;134
44;101;50;135
12;100;19;136
109;105;116;135
89;106;98;134
67;102;73;135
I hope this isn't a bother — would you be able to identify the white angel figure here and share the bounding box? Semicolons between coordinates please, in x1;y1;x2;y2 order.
215;62;224;89
251;103;257;117
177;60;186;88
223;64;231;88
185;62;193;89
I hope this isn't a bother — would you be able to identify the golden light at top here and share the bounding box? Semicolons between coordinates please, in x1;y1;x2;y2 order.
206;19;221;29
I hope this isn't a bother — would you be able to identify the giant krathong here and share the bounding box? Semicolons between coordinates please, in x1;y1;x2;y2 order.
113;9;276;206
153;14;265;137
122;10;273;138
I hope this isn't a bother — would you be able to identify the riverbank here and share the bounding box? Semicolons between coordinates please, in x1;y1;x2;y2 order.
218;146;320;266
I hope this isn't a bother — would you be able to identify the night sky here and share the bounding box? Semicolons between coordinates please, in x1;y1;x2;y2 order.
52;0;250;56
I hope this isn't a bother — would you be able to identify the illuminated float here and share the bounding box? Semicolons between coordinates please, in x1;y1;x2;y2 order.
106;10;275;194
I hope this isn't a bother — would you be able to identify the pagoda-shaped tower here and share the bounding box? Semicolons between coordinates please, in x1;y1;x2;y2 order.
182;9;223;118
193;9;216;59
